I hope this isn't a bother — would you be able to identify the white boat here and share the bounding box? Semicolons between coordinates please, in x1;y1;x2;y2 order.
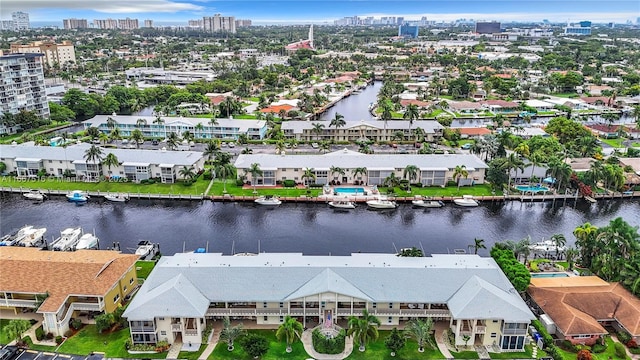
51;227;83;251
135;240;159;260
254;195;282;206
75;233;99;250
23;189;46;201
17;226;47;247
104;193;129;202
67;190;89;203
328;199;356;209
411;195;444;208
528;240;567;254
366;196;398;209
0;225;35;246
453;195;479;207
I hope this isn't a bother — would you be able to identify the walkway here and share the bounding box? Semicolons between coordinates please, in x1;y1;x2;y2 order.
198;323;222;360
434;322;453;359
166;340;182;359
300;329;354;360
611;334;640;360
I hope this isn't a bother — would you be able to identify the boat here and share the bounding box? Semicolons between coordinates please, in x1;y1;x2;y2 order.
0;226;33;246
366;196;398;209
254;195;282;206
51;227;83;251
453;195;479;207
411;195;444;208
528;240;567;254
75;233;99;250
23;189;46;201
328;199;356;209
16;226;47;247
104;193;129;202
135;240;159;260
67;190;89;203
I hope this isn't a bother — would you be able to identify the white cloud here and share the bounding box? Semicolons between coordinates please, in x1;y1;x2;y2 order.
0;0;203;16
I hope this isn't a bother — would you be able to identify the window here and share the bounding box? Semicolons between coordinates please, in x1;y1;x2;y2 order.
279;302;284;308
491;333;497;338
388;317;393;323
263;302;267;308
388;303;393;309
574;335;591;339
159;317;165;320
113;294;120;303
124;285;128;291
263;316;268;321
372;303;377;309
160;331;166;335
130;278;134;285
279;316;284;322
493;320;499;323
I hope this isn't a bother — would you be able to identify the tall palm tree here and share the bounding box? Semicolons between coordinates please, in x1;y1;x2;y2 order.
403;165;419;193
248;163;263;193
130;129;144;149
453;165;469;190
505;153;525;190
404;318;436;353
179;166;196;181
214;161;236;194
136;118;147;128
311;122;325;141
403;104;420;139
166;132;180;150
550;234;567;259
469;238;486;255
380;100;393;136
330;113;346;140
347;309;381;352
84;145;104;165
106;116;118;129
195;122;204;140
573;222;599;268
545;157;572;191
514;143;530;158
276;315;304;353
351;167;368;185
203;140;221;164
219;317;245;351
528;151;544;183
383;173;401;188
103;153;120;174
109;128;121;142
302;168;317;187
329;166;345;184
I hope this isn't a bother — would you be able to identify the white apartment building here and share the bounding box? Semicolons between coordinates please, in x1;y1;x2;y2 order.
94;19;118;30
203;14;236;33
10;41;76;68
63;18;88;29
118;18;139;30
12;12;30;30
0;53;50;120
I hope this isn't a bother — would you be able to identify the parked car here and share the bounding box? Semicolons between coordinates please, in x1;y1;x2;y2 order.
228;142;235;148
151;140;159;145
311;142;319;149
0;346;20;360
461;143;472;150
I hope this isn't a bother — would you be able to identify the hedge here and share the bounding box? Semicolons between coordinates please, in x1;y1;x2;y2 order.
490;247;531;292
312;328;346;354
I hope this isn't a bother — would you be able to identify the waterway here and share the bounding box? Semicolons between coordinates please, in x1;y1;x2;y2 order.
2;194;638;257
319;81;382;122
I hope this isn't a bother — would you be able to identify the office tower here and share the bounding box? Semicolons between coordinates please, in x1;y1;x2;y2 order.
564;21;592;35
0;53;50;119
475;21;501;34
398;24;419;38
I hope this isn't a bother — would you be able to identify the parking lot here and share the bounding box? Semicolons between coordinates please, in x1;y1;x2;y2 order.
0;347;103;360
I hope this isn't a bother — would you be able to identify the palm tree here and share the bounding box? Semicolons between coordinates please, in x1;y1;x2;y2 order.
403;165;419;193
84;145;104;165
241;147;252;154
404;318;436;353
136;118;147;128
103;153;120;174
528;151;544;183
380;100;394;136
179;166;196;181
203;140;221;164
214;161;236;194
545;157;572;191
633;105;640;129
505;153;525;190
514;142;530;158
403;104;420;139
302;168;317;187
130;129;144;149
469;238;486;255
195;122;205;139
99;132;109;145
329;166;345;184
383;173;401;189
311;122;325;141
106;116;117;129
573;222;599;268
550;234;567;259
347;309;381;352
166;132;180;150
352;167;368;185
330;113;346;139
319;141;331;153
276;315;304;353
248;163;263;193
109;128;122;143
219;317;245;351
453;165;469;190
565;247;579;271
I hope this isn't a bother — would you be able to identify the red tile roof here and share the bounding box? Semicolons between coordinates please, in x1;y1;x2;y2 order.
457;127;492;136
400;99;431;108
260;104;294;113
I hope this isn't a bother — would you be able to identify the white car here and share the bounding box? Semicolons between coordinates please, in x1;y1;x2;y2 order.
228;142;235;148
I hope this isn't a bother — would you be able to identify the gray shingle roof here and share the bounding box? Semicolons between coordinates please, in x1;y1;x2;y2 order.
281;120;443;133
82;115;265;132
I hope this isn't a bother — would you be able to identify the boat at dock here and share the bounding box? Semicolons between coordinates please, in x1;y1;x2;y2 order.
328;199;356;209
67;190;89;203
51;227;83;251
135;240;160;260
254;195;282;206
23;189;46;201
0;225;46;247
453;195;479;207
75;233;99;250
411;195;444;208
366;196;398;209
104;193;129;202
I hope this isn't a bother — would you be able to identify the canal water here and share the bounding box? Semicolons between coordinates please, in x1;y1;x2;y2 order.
320;81;382;122
2;194;638;257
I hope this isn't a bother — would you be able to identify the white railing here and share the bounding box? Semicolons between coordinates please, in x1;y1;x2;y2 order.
476;326;486;334
205;307;450;318
56;301;104;327
171;323;183;332
2;299;37;308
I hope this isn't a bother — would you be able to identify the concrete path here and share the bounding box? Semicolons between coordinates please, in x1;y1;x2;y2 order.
434;322;454;358
198;327;221;360
300;329;354;360
166;340;182;359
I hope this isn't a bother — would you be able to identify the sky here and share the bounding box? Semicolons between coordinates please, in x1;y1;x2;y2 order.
1;0;639;25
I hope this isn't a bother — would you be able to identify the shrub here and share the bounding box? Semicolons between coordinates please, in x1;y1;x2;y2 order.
235;179;244;186
181;180;193;187
64;329;74;337
617;331;632;344
312;328;346;354
576;349;592;360
35;326;44;341
627;339;638;349
202;171;212;180
283;179;295;187
55;335;63;345
592;343;606;353
46;332;54;340
71;318;82;330
561;340;576;351
614;342;626;358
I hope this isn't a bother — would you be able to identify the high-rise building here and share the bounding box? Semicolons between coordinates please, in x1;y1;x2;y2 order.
398;24;419;38
475;21;501;34
94;19;118;30
396;17;404;25
63;18;88;29
144;20;153;28
118;18;139;30
0;53;50;119
203;14;236;33
12;12;30;30
1;20;14;31
188;19;203;28
10;40;77;68
564;21;591;35
235;19;252;28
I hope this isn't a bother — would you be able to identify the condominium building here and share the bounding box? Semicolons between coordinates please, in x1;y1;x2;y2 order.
63;18;88;29
203;14;236;33
12;12;30;30
188;19;203;28
118;18;139;30
94;19;118;30
123;253;534;350
1;20;14;31
564;21;592;36
235;19;252;27
0;247;139;337
10;40;76;67
144;20;153;28
281;120;444;143
0;53;49;119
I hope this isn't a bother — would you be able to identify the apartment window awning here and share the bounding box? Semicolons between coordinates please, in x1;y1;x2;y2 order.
122;162;151;167
15;157;42;162
159;164;175;168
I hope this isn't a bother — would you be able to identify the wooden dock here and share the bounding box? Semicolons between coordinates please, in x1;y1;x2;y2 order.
0;187;205;201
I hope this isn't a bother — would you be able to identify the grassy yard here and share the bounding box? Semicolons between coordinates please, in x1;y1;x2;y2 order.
345;332;444;359
452;351;480;359
0;176;210;196
489;345;533;359
21;337;57;352
177;344;207;360
600;138;625;148
557;336;630;360
551;93;579;98
0;122;71;144
135;260;157;280
57;325;165;358
211;329;309;360
1;319;33;345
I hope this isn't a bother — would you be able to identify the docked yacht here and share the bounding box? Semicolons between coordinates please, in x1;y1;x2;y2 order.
75;233;99;250
528;240;567;254
453;195;479;207
16;226;47;247
411;195;444;208
104;193;129;202
67;190;89;203
51;227;83;251
328;199;356;209
254;195;282;206
366;196;398;209
135;240;159;260
0;225;36;246
23;189;46;201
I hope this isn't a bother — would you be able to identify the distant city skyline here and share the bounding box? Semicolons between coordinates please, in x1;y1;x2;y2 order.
1;0;639;25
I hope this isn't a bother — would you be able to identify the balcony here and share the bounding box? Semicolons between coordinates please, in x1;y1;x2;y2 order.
2;298;37;308
476;326;486;334
131;326;155;333
171;323;183;332
205;307;450;318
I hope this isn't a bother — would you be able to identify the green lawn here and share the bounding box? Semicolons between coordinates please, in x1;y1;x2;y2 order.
1;319;33;345
423;109;445;118
21;337;57;352
600;138;625;148
211;329;309;360
452;351;480;359
551;93;579;98
233;114;259;119
0;122;71;144
57;325;165;358
178;344;207;360
0;176;210;196
345;332;444;359
557;336;630;360
135;260;157;280
390;184;501;198
246;97;260;102
489;345;533;359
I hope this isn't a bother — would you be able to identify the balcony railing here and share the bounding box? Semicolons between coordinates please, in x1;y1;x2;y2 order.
476;326;486;334
171;323;183;332
502;329;527;335
206;307;450;318
131;326;156;333
2;298;37;308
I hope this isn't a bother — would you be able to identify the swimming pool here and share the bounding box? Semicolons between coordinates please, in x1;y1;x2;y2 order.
334;187;366;195
530;273;569;278
516;185;550;193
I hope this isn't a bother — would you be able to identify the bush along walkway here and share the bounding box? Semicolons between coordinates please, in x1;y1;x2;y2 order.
301;329;354;360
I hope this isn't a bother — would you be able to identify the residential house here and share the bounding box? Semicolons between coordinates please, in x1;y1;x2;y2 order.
481;100;520;114
0;143;205;183
281;120;443;143
525;100;555;112
448;101;483;114
0;247;138;336
123;253;535;351
455;127;493;139
234;150;487;186
528;276;640;345
619;158;640;175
